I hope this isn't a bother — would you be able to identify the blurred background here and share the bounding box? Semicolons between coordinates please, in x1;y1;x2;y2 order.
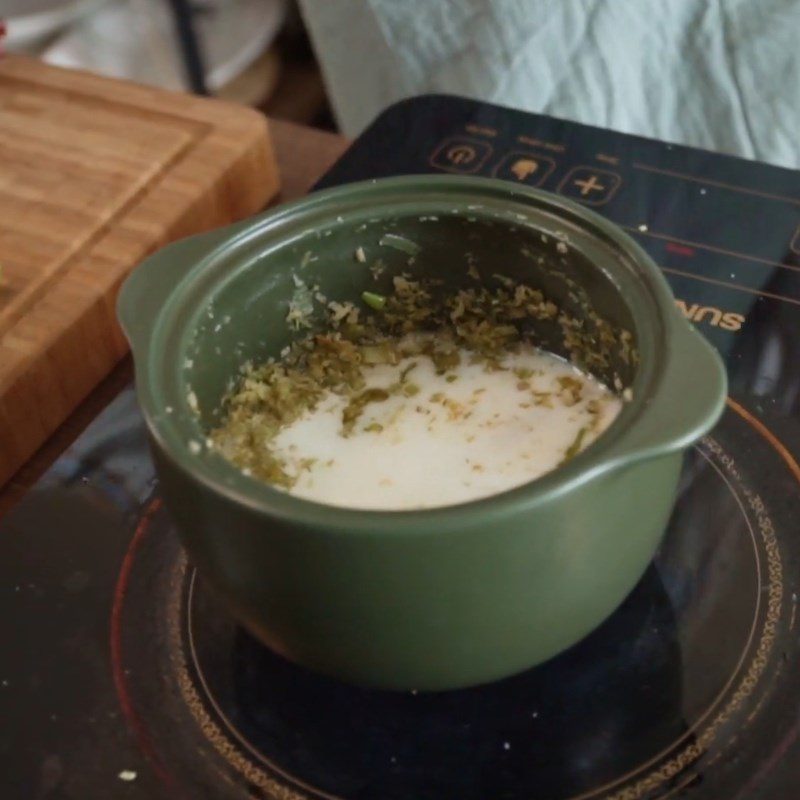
2;0;800;168
1;0;337;130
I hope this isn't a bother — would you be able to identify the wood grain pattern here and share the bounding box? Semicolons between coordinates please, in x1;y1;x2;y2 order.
0;119;349;516
0;56;280;487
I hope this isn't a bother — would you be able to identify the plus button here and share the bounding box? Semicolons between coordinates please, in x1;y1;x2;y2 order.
557;167;621;206
574;175;606;196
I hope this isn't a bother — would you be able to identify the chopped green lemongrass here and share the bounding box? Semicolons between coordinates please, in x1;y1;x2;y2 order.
362;291;387;311
562;426;588;463
342;387;390;433
399;361;418;382
379;233;421;256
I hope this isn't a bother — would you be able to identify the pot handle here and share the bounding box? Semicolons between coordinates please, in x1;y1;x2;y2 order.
116;220;251;358
616;321;727;463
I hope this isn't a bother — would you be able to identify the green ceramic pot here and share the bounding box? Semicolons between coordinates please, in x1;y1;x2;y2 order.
118;175;726;690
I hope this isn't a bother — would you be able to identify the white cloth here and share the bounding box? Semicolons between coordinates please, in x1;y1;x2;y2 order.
300;0;800;169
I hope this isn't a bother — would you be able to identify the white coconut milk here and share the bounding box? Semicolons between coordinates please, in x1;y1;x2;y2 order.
269;345;622;510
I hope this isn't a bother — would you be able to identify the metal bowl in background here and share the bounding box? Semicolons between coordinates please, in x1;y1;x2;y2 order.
40;0;287;94
1;0;105;50
118;175;727;690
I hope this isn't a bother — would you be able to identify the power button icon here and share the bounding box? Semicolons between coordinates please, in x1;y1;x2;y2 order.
429;137;493;174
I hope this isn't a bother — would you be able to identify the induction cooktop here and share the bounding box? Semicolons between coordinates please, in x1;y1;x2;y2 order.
2;95;799;800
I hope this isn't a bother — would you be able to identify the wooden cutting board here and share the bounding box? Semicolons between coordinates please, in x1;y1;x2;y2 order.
0;56;280;486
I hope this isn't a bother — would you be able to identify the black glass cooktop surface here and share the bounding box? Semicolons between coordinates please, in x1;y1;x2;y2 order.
2;95;800;800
